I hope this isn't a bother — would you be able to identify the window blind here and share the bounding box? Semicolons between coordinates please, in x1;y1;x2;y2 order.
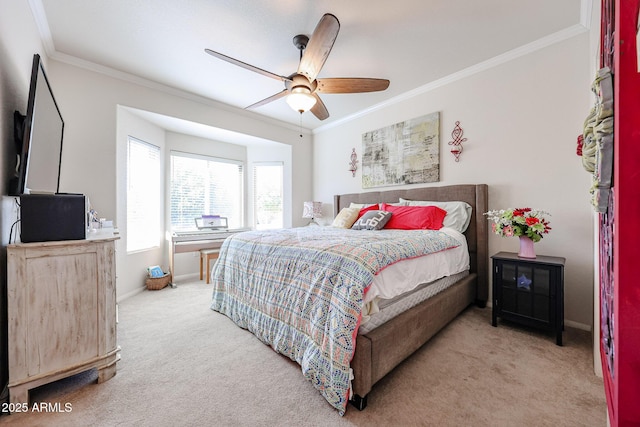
170;151;244;230
253;162;283;230
127;137;161;252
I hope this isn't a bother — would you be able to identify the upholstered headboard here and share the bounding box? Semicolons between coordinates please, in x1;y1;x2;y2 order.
334;184;489;304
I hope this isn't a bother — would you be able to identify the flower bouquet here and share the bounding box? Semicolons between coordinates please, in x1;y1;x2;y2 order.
484;208;552;243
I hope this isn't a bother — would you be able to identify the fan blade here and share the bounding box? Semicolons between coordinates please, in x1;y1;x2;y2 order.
298;14;340;82
316;78;390;94
245;89;289;109
205;48;291;82
310;93;329;120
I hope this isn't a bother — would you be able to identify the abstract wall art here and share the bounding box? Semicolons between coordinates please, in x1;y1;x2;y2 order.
361;112;440;188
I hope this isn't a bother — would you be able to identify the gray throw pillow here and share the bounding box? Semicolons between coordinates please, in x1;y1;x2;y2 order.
351;210;392;230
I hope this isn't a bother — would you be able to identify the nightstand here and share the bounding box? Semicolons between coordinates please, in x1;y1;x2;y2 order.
491;251;566;345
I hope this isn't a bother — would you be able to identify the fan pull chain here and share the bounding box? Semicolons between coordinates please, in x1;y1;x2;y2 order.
299;112;303;138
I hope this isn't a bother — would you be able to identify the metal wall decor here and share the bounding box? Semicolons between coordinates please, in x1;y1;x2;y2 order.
448;121;467;162
349;148;358;177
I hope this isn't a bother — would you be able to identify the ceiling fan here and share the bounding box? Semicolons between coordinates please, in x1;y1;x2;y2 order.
204;13;390;120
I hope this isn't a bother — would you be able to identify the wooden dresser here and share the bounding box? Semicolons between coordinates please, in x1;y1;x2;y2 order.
7;234;120;405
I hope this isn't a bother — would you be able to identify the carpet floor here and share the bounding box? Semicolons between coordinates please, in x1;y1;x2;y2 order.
0;280;606;426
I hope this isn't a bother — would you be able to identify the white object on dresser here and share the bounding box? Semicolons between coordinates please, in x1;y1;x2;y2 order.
7;235;120;405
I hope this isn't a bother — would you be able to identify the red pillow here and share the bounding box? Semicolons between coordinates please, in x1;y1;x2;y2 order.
380;203;447;230
357;204;380;219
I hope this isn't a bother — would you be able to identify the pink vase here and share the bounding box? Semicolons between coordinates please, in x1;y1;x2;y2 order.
518;236;536;259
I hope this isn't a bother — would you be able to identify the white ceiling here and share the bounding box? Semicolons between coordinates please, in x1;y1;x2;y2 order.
32;0;587;133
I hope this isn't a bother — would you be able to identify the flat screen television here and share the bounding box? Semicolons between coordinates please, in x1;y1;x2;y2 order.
9;54;64;196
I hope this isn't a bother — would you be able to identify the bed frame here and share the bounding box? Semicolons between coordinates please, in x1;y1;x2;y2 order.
334;184;489;410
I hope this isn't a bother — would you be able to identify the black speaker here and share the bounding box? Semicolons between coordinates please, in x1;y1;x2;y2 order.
20;194;86;243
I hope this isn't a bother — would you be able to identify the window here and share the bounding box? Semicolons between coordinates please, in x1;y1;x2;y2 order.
127;137;161;252
253;162;283;230
170;151;244;231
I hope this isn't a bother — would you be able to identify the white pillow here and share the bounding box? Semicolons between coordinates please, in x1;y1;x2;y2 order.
398;198;472;233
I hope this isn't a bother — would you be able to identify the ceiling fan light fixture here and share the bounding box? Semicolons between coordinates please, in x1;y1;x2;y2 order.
205;13;388;121
286;87;317;113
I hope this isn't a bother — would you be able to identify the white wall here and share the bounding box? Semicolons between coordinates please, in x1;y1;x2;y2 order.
44;60;312;299
115;107;167;299
313;32;595;329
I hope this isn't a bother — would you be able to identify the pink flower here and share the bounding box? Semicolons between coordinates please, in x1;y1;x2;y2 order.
503;225;514;237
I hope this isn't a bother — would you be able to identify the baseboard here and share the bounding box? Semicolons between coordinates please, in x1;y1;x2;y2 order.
172;273;200;283
117;285;146;303
565;319;591;332
116;273;202;302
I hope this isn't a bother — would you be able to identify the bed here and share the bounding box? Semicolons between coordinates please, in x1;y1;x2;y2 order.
210;184;488;414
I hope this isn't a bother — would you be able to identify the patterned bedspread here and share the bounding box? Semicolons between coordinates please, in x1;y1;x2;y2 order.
210;227;460;414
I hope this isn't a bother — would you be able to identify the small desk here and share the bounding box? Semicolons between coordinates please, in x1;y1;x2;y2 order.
170;229;249;279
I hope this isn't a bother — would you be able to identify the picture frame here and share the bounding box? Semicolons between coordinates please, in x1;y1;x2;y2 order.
362;112;440;188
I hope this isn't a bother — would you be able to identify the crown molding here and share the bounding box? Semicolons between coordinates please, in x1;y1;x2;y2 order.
52;51;308;136
580;0;594;29
314;23;589;135
27;1;307;137
28;0;590;138
28;0;55;56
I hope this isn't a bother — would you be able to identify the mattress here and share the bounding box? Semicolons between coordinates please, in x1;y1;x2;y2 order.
359;228;469;334
359;270;470;334
364;227;469;304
